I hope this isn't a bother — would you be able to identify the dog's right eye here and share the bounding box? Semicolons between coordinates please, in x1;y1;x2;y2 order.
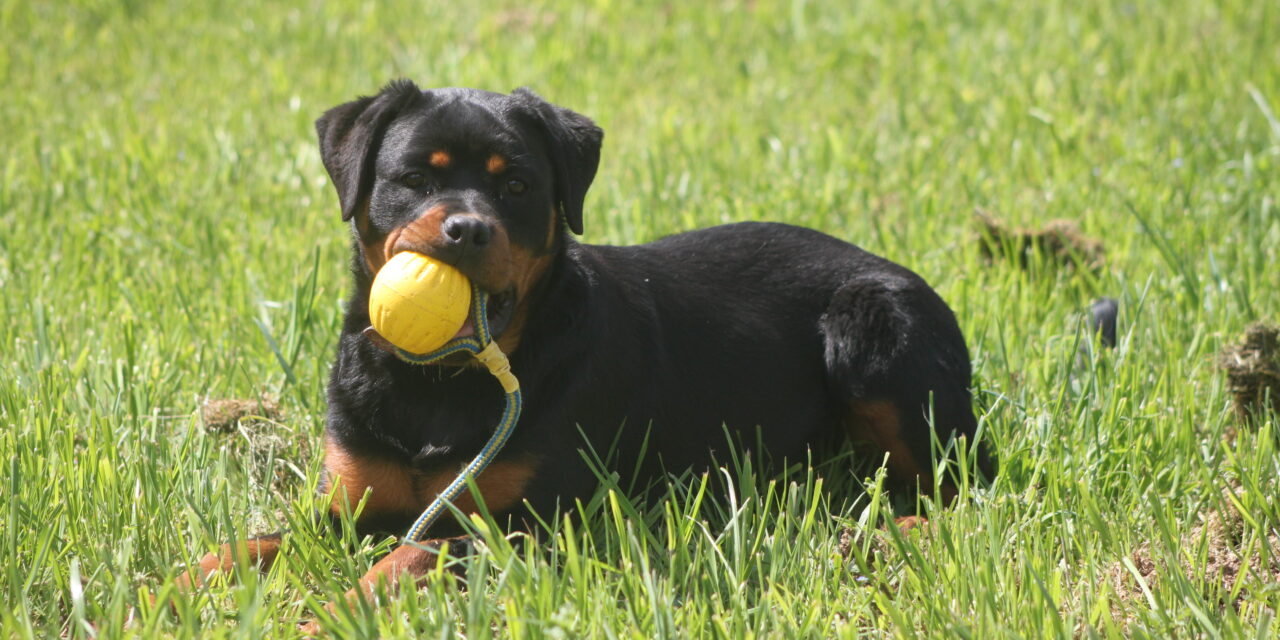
401;172;427;188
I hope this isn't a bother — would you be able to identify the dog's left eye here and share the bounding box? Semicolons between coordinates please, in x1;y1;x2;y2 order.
401;172;427;188
506;179;527;195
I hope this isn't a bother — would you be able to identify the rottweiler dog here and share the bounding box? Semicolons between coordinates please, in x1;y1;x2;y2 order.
181;80;987;615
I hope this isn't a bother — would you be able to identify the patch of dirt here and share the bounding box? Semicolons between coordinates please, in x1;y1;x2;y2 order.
1106;487;1280;618
1219;322;1280;424
837;525;866;560
200;394;307;496
975;210;1105;270
200;395;282;432
491;8;558;32
838;516;929;584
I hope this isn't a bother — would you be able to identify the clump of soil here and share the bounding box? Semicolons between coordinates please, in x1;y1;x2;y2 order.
975;210;1105;270
838;524;878;562
1219;322;1280;422
838;515;929;584
200;395;282;432
1107;488;1280;616
199;394;306;495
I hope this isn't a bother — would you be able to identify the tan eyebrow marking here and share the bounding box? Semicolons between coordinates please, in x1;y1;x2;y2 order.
428;150;452;169
486;154;507;174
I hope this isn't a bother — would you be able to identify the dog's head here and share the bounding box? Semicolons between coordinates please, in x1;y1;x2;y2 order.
316;80;602;353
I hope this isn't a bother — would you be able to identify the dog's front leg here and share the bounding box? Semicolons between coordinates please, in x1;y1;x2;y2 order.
300;536;467;635
175;533;284;589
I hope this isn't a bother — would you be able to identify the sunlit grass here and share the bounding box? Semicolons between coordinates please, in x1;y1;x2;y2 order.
2;0;1278;637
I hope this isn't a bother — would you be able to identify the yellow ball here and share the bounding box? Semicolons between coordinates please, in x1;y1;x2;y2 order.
369;252;472;354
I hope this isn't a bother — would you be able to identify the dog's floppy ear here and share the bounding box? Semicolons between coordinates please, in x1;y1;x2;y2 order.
511;88;603;235
316;79;424;221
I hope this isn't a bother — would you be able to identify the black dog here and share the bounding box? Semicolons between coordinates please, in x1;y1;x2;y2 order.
183;80;986;613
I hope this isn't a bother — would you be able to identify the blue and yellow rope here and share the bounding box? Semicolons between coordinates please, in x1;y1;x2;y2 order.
391;284;522;544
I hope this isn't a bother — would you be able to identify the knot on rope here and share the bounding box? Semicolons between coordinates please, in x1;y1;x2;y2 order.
474;341;518;393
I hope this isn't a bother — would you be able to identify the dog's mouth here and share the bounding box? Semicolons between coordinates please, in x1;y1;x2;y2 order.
454;286;516;341
363;285;517;358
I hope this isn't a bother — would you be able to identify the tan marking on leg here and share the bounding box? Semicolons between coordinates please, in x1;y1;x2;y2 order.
415;457;538;515
324;437;420;517
892;515;928;532
301;536;468;635
486;154;507;174
844;401;929;481
176;534;282;589
429;150;452;169
353;542;445;593
324;435;538;523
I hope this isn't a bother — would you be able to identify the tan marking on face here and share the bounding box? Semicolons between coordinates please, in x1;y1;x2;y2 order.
352;202;387;274
495;245;554;354
391;214;514;294
486;154;507;174
323;435;538;523
378;205;553;354
355;203;373;236
429;150;452;169
364;232;390;275
545;206;559;250
381;205;449;266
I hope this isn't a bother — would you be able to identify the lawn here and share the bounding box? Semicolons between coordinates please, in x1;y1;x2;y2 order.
2;0;1278;637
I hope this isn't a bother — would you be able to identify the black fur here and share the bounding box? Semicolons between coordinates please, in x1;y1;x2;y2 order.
1089;297;1119;348
509;88;602;235
316;79;425;222
316;83;987;539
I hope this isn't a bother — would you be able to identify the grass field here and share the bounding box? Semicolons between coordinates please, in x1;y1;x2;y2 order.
3;0;1279;637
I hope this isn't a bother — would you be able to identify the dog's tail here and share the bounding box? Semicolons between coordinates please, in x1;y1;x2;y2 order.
819;275;989;484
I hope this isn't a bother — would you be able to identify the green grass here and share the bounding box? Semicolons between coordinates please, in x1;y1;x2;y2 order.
3;0;1279;637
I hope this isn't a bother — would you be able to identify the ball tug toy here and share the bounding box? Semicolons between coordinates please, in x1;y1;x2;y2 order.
369;252;472;355
367;251;523;546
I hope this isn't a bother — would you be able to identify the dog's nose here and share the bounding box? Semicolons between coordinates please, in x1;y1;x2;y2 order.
441;215;491;249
